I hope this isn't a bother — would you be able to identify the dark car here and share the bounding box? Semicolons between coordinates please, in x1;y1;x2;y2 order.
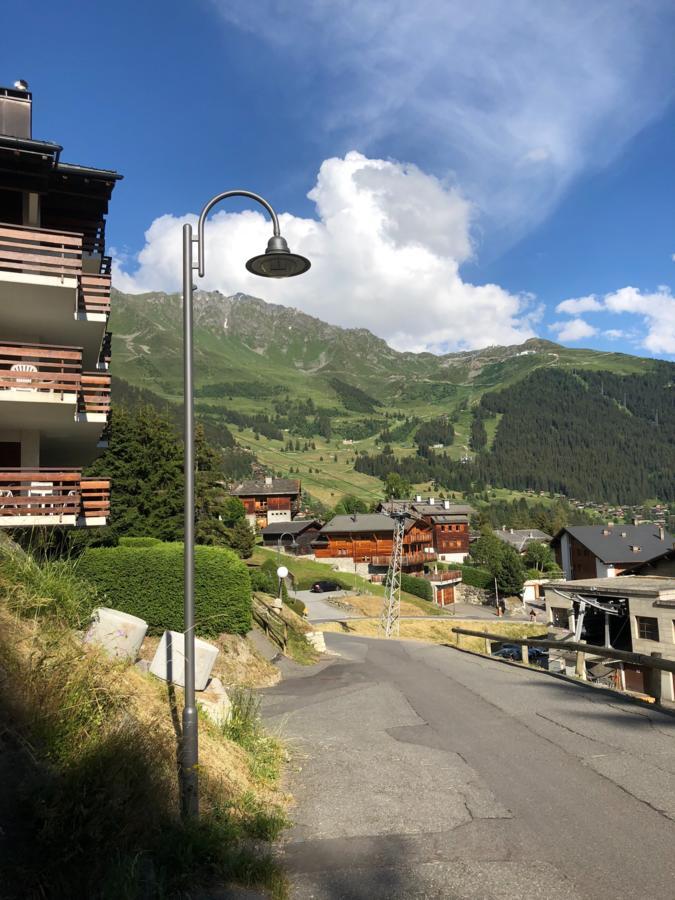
493;644;548;668
310;580;342;593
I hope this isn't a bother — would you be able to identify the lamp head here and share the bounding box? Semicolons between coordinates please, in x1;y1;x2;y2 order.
246;234;311;278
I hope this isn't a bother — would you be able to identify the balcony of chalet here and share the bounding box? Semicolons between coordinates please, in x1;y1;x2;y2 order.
0;341;110;423
0;223;111;368
371;550;438;568
0;469;110;527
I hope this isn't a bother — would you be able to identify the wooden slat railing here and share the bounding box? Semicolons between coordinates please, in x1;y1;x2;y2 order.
0;341;82;393
372;550;437;566
81;478;110;519
0;223;111;315
0;470;110;522
80;372;111;414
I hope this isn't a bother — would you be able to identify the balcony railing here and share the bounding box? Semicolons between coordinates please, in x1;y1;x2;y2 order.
0;341;81;393
0;341;110;416
371;550;438;567
0;470;110;524
0;222;111;315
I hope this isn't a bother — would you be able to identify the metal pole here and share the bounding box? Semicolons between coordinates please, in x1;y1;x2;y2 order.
182;223;198;818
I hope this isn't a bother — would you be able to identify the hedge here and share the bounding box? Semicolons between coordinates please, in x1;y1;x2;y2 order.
400;573;433;601
118;536;163;548
454;563;493;590
77;542;251;637
295;575;350;591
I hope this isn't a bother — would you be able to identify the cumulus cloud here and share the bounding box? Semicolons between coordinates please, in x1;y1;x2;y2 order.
555;295;603;315
113;152;538;351
554;285;675;355
211;0;675;236
550;318;598;342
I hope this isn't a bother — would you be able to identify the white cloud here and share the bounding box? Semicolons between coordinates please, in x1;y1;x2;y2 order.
602;286;675;355
550;318;597;342
113;152;538;351
603;329;625;341
210;0;675;236
555;295;603;315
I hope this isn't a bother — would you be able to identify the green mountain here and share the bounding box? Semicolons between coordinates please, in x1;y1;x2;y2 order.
109;289;673;506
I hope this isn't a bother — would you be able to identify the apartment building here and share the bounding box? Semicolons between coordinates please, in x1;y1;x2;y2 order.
0;83;121;527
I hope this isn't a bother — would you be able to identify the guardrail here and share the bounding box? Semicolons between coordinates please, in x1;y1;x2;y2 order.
252;594;288;650
451;626;675;704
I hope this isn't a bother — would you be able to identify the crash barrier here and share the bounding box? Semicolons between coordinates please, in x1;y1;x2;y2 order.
451;627;675;704
252;594;289;651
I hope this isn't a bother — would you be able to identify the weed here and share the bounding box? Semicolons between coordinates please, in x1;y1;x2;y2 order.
222;688;286;786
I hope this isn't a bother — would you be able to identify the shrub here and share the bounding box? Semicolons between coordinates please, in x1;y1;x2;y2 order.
77;543;251;636
285;596;307;618
454;563;493;590
295;575;350;591
400;573;433;601
118;536;162;548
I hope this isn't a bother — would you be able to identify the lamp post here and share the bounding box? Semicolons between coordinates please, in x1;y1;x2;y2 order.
276;531;299;562
181;191;310;818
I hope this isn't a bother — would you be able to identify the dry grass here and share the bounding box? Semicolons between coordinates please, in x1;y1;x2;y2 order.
337;592;431;618
318;617;546;651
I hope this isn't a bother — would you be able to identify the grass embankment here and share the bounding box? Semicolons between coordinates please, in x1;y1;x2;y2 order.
319;617;546;651
0;547;289;899
251;547;446;617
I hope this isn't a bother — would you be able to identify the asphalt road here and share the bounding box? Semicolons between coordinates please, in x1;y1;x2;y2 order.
263;633;675;899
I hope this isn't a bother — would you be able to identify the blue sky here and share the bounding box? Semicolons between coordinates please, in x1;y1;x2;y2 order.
3;0;675;356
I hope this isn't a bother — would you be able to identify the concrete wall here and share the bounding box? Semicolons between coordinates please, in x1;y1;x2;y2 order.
0;428;40;465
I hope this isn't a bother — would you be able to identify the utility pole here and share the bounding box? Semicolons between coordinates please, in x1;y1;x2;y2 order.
381;513;406;637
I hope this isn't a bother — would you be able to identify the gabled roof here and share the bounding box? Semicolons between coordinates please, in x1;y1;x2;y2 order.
261;519;321;536
552;525;674;565
428;514;469;524
380;500;474;517
231;478;301;497
495;528;551;551
318;513;429;535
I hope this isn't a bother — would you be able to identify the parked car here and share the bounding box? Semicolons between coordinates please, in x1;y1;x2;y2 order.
493;644;548;668
310;579;343;593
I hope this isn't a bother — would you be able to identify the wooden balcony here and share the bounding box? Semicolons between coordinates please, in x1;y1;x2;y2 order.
0;341;110;418
0;470;110;526
0;223;111;316
371;550;437;567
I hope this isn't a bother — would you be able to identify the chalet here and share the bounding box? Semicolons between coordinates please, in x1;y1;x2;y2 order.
230;476;301;529
494;527;552;554
624;547;675;578
261;519;322;555
379;497;474;562
551;524;674;580
312;512;436;577
543;576;675;700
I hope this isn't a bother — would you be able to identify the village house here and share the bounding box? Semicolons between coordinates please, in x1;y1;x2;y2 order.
230;476;301;529
544;576;675;700
379;496;473;562
494;526;552;554
312;512;436;578
261;518;322;555
0;84;119;527
424;570;462;607
551;523;673;580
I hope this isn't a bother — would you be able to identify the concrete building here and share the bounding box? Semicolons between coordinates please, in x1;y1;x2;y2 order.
0;84;121;527
551;524;673;580
543;576;675;700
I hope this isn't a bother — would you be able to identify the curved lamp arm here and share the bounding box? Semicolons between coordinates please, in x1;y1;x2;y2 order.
196;189;281;277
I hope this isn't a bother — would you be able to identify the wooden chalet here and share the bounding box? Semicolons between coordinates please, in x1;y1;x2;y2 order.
379;497;473;562
230;476;301;529
552;524;674;580
312;512;435;576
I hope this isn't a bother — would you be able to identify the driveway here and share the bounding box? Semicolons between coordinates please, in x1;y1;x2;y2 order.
291;588;362;623
263;633;675;899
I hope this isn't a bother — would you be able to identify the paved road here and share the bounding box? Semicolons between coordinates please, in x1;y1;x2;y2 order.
263;633;675;899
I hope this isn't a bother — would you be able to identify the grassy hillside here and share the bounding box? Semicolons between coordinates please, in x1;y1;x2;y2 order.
109;289;671;506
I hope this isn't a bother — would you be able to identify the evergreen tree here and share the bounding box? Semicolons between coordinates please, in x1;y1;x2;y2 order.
495;546;526;596
228;518;255;559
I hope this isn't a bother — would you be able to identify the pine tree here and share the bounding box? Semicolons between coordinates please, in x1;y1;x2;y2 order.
229;519;255;559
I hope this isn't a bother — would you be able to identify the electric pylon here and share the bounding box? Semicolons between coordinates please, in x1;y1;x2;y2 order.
381;513;406;637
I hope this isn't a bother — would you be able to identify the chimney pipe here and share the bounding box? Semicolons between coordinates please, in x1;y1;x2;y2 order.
658;526;665;541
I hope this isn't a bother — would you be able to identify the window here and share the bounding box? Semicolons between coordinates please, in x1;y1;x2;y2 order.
551;607;569;628
636;616;659;642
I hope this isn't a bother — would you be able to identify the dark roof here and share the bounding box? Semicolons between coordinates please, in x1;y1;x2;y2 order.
319;513;429;535
552;525;674;565
428;514;469;524
261;520;321;536
380;500;475;516
495;528;551;551
231;478;301;497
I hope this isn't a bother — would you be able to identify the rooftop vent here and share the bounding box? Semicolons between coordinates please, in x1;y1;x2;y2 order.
658;526;665;541
415;494;422;502
444;500;450;509
0;83;32;139
429;497;435;505
630;545;641;553
602;528;611;536
620;531;627;538
264;476;273;486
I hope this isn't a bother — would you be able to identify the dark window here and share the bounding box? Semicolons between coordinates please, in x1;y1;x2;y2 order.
551;607;569;628
636;616;659;642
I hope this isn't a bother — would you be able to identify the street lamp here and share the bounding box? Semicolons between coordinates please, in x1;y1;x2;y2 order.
181;191;310;818
276;531;299;561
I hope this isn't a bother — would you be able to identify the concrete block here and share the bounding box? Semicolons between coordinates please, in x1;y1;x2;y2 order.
199;688;232;727
306;631;326;653
149;630;219;690
84;607;148;660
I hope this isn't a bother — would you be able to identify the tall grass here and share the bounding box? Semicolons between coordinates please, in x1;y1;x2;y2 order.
0;546;289;899
222;688;286;789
